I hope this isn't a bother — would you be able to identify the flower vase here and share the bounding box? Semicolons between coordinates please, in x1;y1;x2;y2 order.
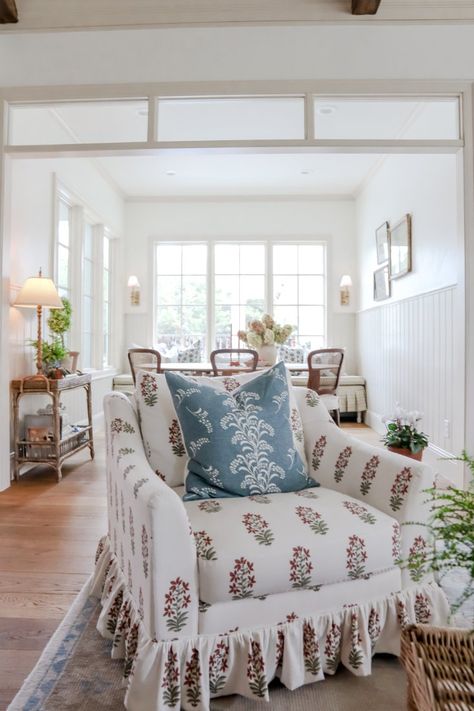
387;446;423;461
257;344;277;366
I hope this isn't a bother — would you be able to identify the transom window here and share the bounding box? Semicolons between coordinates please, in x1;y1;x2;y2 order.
154;240;326;359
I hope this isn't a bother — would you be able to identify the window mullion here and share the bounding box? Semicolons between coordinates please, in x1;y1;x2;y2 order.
266;240;273;316
70;205;83;356
93;224;105;369
208;242;214;358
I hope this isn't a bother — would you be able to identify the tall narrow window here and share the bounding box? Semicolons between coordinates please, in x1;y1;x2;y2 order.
57;199;71;299
155;243;207;360
103;234;112;367
272;244;326;350
82;223;95;369
214;243;265;348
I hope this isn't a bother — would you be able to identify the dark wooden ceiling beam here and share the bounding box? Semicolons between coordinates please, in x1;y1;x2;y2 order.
351;0;382;15
0;0;18;23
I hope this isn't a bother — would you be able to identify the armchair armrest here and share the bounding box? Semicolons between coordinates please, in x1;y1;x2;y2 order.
104;392;198;640
295;388;435;587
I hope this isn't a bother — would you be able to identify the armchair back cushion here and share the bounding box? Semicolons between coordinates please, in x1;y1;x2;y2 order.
135;367;307;488
165;362;315;500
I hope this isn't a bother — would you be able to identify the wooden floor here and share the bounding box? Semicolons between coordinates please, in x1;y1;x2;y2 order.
0;422;377;709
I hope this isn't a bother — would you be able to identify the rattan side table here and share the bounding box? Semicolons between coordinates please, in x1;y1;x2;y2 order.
11;373;94;482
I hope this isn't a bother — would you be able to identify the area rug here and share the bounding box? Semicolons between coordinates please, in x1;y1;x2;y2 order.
8;572;472;711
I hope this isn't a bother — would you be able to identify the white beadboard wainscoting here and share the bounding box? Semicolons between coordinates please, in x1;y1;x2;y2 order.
357;284;465;487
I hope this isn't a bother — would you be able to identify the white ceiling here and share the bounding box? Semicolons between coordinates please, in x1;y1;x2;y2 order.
2;0;474;30
96;152;381;198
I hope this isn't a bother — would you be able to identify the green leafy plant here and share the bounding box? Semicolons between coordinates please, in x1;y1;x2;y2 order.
382;404;429;454
30;338;67;371
407;451;474;616
47;297;72;348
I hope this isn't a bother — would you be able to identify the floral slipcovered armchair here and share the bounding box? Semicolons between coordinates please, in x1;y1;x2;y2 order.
90;371;449;711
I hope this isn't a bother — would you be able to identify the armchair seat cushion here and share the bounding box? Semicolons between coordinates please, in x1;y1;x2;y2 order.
184;486;400;605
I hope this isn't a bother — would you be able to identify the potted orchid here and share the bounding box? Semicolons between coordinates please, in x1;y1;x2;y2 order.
382;404;429;461
238;314;294;366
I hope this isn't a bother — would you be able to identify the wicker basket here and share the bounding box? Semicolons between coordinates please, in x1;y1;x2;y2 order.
401;624;474;711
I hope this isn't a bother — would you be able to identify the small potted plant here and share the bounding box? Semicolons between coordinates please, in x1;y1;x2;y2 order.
47;297;79;372
30;338;68;378
382;404;429;460
237;314;294;365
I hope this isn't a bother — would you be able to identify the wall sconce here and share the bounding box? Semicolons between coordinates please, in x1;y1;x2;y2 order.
339;274;352;306
127;275;141;306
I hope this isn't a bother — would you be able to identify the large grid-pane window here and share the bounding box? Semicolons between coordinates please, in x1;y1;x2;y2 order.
103;234;112;367
81;223;95;369
154;241;326;358
155;243;207;359
214;243;265;348
272;244;326;351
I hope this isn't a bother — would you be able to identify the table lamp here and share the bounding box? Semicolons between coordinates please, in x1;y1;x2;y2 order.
14;269;63;374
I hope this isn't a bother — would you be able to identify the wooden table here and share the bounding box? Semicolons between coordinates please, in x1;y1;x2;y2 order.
11;373;94;482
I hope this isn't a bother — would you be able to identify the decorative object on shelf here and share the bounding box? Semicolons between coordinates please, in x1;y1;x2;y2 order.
14;269;63;374
375;221;389;264
127;275;141;306
373;264;391;301
381;404;429;460
339;274;353;306
390;213;412;279
238;313;294;366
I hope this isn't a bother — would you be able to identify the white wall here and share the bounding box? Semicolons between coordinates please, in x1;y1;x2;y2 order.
355;153;464;483
357;154;459;310
123;197;357;372
9;156;124;378
1;26;474;86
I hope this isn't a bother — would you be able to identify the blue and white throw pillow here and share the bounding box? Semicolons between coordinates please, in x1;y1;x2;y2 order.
165;361;317;500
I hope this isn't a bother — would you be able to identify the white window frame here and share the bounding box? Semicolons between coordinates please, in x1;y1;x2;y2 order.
53;180;117;371
153;238;327;356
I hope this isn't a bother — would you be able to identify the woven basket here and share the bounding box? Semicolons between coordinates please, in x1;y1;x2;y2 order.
400;624;474;711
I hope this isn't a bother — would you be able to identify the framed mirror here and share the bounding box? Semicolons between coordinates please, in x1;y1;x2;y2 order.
390;214;412;279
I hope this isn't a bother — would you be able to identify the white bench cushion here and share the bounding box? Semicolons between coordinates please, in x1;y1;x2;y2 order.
184;487;400;604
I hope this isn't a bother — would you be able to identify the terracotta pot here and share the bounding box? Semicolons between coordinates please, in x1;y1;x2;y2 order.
388;446;423;461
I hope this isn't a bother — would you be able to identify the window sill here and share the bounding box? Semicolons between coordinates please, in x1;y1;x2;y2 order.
81;367;119;381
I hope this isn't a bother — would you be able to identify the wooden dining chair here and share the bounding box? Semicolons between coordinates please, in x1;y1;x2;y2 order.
210;348;259;376
128;348;162;385
307;348;345;425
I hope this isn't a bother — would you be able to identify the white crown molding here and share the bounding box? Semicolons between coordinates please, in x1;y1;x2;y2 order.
124;193;355;203
2;0;474;32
